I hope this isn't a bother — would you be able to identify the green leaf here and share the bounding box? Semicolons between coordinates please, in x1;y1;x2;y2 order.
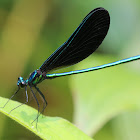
0;96;93;140
111;111;140;140
69;54;140;136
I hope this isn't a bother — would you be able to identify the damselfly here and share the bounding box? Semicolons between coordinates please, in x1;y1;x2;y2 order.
2;7;140;127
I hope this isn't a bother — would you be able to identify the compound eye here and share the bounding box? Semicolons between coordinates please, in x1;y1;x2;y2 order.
17;77;25;88
18;77;23;81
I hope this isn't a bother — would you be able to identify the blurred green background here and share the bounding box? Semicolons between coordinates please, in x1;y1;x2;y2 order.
0;0;140;140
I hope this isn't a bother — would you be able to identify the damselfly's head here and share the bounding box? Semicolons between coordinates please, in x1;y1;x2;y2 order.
17;77;27;88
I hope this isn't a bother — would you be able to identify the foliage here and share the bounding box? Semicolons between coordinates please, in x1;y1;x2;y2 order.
0;0;140;140
0;97;93;140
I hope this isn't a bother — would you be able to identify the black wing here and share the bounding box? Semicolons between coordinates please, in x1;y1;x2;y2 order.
40;7;110;73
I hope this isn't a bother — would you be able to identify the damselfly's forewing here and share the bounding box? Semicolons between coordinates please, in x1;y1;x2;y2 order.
40;8;110;73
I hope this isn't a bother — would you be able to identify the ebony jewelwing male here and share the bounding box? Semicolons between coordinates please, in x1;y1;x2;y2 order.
2;7;140;125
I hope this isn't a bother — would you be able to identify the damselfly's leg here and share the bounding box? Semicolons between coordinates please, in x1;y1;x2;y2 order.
31;86;47;124
9;86;28;114
29;86;40;129
35;86;47;117
36;89;46;115
0;87;20;108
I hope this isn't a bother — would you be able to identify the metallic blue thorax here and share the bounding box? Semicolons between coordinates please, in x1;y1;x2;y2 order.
28;70;45;86
17;69;46;88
